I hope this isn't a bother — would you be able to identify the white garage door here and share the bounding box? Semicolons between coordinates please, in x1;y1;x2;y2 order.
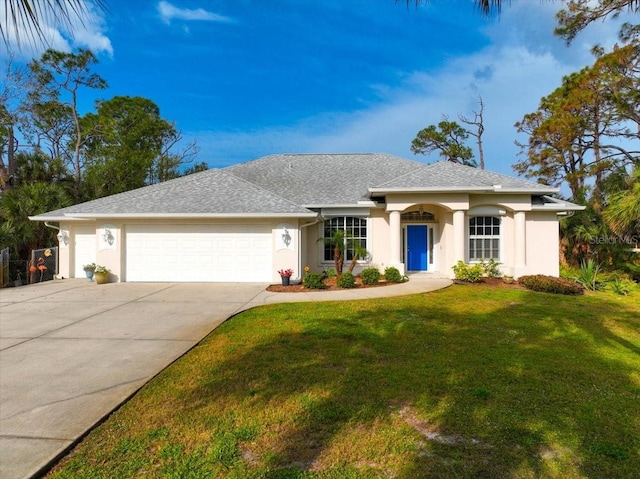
125;224;272;282
74;226;96;278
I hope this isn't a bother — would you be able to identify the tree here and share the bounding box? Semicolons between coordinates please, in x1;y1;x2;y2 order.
319;229;346;274
80;95;198;198
0;53;31;191
459;96;486;170
27;48;107;198
603;164;640;238
514;50;639;202
555;0;640;44
411;119;476;166
1;0;106;48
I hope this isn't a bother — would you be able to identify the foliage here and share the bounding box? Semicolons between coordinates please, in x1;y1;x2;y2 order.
360;267;381;285
480;258;501;278
46;286;640;479
411;120;476;166
93;264;109;274
346;238;369;273
519;274;585;295
318;229;345;274
603;165;640;238
622;262;640;281
83;263;96;272
302;272;325;289
452;260;484;282
574;258;602;291
555;0;640;44
606;276;638;295
383;266;403;283
337;272;356;288
324;268;337;278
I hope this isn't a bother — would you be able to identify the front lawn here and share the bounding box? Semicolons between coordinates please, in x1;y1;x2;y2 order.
48;285;640;478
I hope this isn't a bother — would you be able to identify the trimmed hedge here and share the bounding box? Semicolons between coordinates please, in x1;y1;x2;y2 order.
303;272;326;289
384;266;403;283
360;267;381;285
337;272;356;288
519;275;584;295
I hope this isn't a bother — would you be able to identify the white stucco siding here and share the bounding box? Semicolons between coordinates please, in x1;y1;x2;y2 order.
73;225;96;278
125;224;273;282
524;212;561;277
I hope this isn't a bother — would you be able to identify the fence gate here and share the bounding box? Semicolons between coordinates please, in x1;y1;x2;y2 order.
29;247;58;284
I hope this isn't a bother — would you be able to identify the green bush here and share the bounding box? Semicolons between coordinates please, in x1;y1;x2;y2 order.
480;259;501;278
303;272;326;289
324;268;337;278
452;261;484;283
384;266;403;283
574;258;602;291
606;277;637;296
360;267;381;285
519;275;584;295
337;272;356;288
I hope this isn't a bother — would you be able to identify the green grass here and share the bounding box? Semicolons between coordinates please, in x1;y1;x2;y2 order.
48;285;640;479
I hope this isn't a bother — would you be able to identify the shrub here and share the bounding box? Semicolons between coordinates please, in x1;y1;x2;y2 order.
360;267;381;285
574;259;601;291
303;272;326;289
384;266;403;283
452;261;483;283
519;275;584;295
337;272;356;288
480;259;501;278
324;268;337;278
606;277;637;296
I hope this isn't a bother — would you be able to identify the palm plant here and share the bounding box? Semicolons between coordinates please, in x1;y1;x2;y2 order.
318;229;346;274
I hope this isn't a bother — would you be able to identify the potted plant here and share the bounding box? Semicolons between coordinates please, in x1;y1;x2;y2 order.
83;263;97;281
93;265;110;284
278;268;294;286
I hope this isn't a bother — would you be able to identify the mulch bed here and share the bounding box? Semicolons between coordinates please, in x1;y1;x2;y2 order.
267;276;523;293
266;276;391;292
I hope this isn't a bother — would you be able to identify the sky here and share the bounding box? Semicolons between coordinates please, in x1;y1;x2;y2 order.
0;0;625;177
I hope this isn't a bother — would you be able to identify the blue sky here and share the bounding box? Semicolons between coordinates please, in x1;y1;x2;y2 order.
1;0;622;176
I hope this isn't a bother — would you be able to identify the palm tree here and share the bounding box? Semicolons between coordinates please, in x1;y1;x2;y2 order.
603;165;640;239
1;0;106;48
318;229;346;275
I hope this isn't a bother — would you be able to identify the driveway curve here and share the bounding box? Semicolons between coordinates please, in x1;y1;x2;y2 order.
0;275;451;479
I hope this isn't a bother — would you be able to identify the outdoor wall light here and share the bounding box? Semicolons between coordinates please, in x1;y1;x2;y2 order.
56;230;69;246
102;228;115;246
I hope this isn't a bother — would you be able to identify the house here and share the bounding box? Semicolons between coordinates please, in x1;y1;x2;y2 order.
29;153;584;283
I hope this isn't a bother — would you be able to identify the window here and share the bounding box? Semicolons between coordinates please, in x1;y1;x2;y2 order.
469;216;500;261
323;217;367;262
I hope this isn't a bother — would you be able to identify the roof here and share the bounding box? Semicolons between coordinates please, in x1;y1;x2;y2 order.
225;153;420;206
31;168;316;220
30;154;582;221
370;161;557;194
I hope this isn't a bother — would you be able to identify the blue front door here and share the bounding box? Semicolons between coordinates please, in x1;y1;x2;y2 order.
407;225;428;271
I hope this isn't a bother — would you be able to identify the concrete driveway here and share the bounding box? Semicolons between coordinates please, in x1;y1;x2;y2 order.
0;275;451;479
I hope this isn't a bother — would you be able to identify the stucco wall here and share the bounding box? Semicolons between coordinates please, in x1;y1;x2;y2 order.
524;211;560;277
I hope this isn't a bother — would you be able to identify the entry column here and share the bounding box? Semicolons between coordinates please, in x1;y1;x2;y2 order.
453;210;465;263
389;210;404;274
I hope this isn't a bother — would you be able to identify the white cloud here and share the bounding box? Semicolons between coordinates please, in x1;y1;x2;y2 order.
189;3;628;176
158;1;232;25
0;1;112;59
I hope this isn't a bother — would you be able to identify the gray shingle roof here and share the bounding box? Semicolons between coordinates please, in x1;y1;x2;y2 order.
372;161;555;192
225;153;421;205
34;169;314;219
32;155;562;220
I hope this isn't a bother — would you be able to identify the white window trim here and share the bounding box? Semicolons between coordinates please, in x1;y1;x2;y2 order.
319;216;370;265
467;215;502;263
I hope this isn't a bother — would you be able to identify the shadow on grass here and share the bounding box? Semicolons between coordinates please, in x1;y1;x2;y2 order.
178;286;639;478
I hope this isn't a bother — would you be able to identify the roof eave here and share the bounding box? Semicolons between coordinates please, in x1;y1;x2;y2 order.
368;186;559;194
30;212;319;221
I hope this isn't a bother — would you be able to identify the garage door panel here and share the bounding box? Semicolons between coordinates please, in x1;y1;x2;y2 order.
126;225;272;282
74;226;96;278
